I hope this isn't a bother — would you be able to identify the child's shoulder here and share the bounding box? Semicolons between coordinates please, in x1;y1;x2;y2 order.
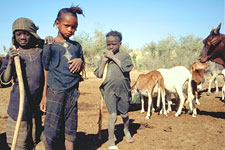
118;51;131;58
68;40;81;47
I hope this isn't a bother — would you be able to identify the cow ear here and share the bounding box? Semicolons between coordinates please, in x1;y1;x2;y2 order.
214;23;221;34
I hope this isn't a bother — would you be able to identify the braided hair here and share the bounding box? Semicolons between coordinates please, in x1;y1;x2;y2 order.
54;6;84;27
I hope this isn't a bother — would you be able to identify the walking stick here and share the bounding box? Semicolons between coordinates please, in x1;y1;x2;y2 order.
11;46;25;150
98;63;108;139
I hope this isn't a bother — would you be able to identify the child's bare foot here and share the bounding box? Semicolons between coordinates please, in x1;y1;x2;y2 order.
124;129;134;143
107;145;119;150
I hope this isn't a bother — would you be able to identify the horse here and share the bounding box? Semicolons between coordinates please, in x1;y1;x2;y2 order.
198;23;225;67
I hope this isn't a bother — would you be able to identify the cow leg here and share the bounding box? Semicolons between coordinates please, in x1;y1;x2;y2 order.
146;93;152;119
166;93;172;113
222;84;225;102
156;87;161;108
195;91;200;105
215;78;219;93
141;95;145;113
175;89;185;117
207;76;214;95
191;99;197;117
207;74;216;95
161;89;167;116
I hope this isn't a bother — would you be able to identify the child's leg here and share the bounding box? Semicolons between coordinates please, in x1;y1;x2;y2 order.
108;112;117;146
6;116;34;150
32;106;43;146
64;87;79;150
121;113;134;143
65;140;74;150
41;88;66;150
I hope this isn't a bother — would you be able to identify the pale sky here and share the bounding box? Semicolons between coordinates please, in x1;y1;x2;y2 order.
0;0;224;54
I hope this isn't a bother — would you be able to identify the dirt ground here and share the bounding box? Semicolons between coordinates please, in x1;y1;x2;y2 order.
0;70;225;150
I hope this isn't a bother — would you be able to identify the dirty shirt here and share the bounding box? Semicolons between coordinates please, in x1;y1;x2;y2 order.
0;48;44;121
94;52;133;114
42;40;84;92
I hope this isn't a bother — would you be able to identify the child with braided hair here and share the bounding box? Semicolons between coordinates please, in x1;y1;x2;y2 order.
40;6;84;150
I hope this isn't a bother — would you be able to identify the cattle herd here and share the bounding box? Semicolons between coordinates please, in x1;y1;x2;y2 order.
132;23;225;119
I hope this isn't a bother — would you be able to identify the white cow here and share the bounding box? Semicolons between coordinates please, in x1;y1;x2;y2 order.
205;61;224;95
220;69;225;102
157;66;196;117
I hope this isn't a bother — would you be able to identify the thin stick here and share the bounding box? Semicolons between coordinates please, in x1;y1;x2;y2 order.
98;63;108;139
11;46;25;150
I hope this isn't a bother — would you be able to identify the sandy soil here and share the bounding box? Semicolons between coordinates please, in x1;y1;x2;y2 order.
0;71;225;150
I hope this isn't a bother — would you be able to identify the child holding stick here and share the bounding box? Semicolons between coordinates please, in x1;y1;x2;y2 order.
94;30;134;150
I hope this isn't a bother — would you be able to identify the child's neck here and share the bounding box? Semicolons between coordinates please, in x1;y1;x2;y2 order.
55;35;69;42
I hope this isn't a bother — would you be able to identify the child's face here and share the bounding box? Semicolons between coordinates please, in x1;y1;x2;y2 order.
14;30;31;47
56;14;77;39
106;36;121;53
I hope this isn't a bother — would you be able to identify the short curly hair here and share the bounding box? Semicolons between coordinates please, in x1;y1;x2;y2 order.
106;30;122;42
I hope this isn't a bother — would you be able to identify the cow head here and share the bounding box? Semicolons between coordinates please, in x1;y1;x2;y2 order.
198;23;223;63
189;61;209;73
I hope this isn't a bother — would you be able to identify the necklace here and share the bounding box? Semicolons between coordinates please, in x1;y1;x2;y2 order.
63;40;72;60
63;40;68;48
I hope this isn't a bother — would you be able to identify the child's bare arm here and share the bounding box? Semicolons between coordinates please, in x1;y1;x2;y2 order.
2;47;18;83
68;58;83;74
40;69;48;112
104;51;122;69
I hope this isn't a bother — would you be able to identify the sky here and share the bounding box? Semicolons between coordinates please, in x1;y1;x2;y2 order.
0;0;224;55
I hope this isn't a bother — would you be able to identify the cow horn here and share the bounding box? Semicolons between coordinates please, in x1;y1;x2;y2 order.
216;22;222;31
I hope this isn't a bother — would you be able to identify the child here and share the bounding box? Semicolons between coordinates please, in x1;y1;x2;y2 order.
40;6;84;150
0;17;52;150
94;30;134;150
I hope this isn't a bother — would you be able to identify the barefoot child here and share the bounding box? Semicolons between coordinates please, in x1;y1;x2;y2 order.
0;17;52;150
94;30;134;150
40;6;84;150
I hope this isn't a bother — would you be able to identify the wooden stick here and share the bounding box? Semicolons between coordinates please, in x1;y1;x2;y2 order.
11;46;25;150
98;63;108;139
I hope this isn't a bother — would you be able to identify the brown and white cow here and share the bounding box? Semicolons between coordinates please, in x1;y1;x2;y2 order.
131;70;167;119
189;61;209;105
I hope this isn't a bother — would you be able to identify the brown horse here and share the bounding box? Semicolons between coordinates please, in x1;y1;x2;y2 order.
198;23;225;67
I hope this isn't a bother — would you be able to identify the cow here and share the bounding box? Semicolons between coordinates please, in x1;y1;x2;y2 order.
157;66;196;117
198;23;225;67
189;61;209;105
221;69;225;102
205;61;224;95
131;70;167;119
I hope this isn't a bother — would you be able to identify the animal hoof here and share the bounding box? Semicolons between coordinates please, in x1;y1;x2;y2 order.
175;113;180;117
146;116;150;119
206;92;210;96
192;114;197;117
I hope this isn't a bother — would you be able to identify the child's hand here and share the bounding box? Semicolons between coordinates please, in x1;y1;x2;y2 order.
104;51;115;59
68;58;83;73
9;47;19;63
102;56;108;63
44;36;55;45
40;97;47;112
